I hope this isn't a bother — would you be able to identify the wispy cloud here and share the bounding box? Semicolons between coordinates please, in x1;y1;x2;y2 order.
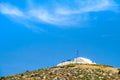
55;0;116;15
0;3;24;17
0;0;118;30
27;0;118;26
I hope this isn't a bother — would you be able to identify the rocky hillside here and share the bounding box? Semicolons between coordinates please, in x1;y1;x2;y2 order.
0;64;120;80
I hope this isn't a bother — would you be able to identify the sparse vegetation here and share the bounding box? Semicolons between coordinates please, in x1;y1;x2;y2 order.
1;64;120;80
0;76;5;80
118;68;120;74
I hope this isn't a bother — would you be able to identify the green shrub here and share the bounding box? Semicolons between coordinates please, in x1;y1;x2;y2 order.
0;76;5;80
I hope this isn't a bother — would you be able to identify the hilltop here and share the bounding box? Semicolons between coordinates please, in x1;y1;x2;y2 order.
0;63;120;80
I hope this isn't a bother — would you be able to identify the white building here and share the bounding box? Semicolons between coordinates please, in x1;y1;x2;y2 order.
57;57;96;66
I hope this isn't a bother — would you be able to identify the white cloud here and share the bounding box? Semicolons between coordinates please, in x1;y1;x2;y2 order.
28;8;83;26
0;0;118;30
55;0;112;15
0;3;24;17
27;0;117;26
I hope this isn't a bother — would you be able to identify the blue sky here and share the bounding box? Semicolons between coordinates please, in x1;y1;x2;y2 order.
0;0;120;76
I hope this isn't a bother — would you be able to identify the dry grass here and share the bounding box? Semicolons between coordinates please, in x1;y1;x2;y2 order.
76;64;118;73
1;64;120;80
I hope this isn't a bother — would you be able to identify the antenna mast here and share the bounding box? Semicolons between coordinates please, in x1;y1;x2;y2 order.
75;50;79;58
